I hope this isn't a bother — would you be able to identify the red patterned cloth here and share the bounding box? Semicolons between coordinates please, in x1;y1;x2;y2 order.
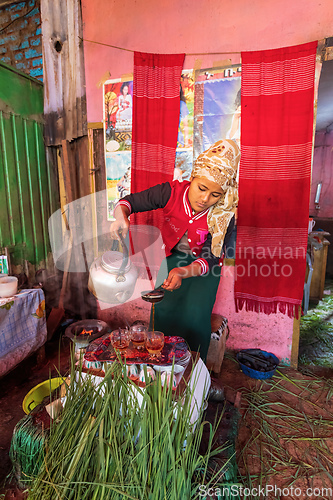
235;42;317;318
130;52;185;276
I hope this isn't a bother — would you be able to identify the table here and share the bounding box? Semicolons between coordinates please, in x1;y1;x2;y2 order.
0;289;47;377
79;354;211;427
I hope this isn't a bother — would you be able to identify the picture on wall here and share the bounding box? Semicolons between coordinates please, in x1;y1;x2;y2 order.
175;71;195;181
104;79;133;220
193;65;241;160
104;79;133;153
105;152;131;219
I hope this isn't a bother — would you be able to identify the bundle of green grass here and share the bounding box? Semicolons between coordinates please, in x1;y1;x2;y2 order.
13;360;239;499
10;414;47;489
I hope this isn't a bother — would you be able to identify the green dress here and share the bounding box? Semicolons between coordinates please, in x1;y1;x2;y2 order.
151;250;221;361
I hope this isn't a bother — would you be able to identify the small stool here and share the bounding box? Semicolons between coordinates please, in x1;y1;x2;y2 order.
206;314;229;374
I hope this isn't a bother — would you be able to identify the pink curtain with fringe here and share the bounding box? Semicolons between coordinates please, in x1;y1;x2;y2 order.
234;41;317;319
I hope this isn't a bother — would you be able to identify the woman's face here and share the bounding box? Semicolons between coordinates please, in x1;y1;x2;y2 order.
188;177;223;213
122;85;129;96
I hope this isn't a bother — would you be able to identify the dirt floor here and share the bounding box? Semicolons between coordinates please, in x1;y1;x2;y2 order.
0;326;333;499
221;356;333;500
0;331;72;497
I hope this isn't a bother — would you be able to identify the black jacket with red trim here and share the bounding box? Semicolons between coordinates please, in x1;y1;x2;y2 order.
115;180;235;274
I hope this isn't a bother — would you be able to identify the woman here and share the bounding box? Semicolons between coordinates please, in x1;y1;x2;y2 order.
111;139;240;359
116;82;133;123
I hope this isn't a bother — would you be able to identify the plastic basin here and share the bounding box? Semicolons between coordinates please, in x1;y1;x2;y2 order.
0;276;18;297
22;377;64;414
236;349;279;380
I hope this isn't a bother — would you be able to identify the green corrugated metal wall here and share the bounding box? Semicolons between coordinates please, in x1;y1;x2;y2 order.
0;61;59;268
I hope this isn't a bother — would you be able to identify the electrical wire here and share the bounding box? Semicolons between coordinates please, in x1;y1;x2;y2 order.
80;37;241;55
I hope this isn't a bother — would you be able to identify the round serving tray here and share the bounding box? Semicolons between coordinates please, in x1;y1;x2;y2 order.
84;334;190;366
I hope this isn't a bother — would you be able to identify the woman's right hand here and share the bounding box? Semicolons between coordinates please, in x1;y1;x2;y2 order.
110;217;130;240
110;204;131;240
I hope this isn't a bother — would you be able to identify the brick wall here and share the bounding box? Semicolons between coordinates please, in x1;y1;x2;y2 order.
0;0;42;81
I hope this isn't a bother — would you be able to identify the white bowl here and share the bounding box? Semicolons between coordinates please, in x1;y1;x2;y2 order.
153;364;184;375
160;371;178;388
84;360;102;370
138;367;156;383
0;276;18;298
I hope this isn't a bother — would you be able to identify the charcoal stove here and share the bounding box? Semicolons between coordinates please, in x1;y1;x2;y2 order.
65;319;109;360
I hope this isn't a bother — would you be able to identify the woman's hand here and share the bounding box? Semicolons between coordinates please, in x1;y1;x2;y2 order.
162;261;203;291
110;218;129;240
162;267;186;291
110;205;130;240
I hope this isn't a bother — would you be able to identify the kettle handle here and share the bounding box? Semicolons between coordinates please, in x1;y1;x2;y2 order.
117;231;129;278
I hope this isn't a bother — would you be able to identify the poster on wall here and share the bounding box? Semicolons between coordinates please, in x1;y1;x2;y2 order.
193;65;241;160
104;79;133;220
104;73;196;219
175;71;195;182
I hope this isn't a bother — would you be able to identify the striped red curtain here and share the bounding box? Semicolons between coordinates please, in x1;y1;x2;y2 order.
235;41;317;318
131;52;185;228
130;52;185;277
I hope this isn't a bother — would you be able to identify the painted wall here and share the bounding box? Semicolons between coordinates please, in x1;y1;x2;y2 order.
81;0;333;365
213;267;294;364
0;1;43;81
81;0;333;124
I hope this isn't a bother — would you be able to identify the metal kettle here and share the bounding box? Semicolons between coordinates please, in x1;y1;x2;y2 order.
88;233;138;304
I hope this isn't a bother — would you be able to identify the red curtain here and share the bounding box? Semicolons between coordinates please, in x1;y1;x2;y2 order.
234;41;317;318
130;52;185;277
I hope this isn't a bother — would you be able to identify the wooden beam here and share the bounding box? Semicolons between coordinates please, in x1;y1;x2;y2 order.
290;311;301;369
